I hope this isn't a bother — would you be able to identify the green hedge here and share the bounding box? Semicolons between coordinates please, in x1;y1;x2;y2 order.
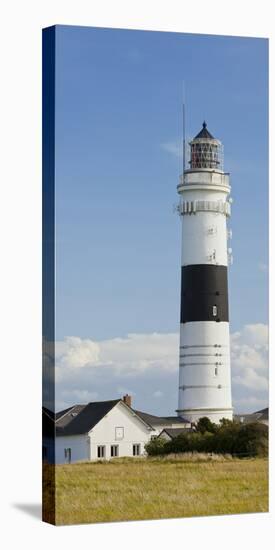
145;419;268;458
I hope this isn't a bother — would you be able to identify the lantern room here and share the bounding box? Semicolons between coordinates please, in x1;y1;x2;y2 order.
189;122;223;170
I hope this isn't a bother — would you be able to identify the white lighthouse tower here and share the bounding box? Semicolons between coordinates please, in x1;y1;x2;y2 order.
177;122;233;424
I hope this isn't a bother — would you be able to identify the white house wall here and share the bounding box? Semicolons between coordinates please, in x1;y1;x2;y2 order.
89;402;153;460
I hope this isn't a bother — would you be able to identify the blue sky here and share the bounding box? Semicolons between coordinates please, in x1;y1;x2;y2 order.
54;26;268;414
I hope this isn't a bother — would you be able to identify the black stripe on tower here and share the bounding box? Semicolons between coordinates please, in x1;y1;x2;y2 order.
181;265;229;323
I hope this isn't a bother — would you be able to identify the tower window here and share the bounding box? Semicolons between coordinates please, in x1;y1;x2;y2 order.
214;366;218;376
212;305;218;316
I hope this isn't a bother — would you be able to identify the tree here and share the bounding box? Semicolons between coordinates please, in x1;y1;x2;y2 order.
196;417;218;434
219;418;234;427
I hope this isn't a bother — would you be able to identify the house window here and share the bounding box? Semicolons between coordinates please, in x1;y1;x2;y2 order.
133;444;141;456
212;305;217;316
115;427;124;440
97;445;106;459
111;445;119;457
64;448;71;464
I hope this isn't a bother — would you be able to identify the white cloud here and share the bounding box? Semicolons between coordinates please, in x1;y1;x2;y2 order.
161;141;182;159
61;389;99;402
231;323;268;399
53;324;268;413
153;390;164;398
233;368;268;392
233;396;268;412
56;336;100;369
116;386;136;397
231;323;268;347
56;332;179;379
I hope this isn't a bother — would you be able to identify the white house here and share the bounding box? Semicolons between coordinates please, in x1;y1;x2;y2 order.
55;398;153;464
43;395;192;464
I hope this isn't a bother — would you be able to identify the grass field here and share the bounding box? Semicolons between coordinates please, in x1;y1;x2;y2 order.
49;454;268;525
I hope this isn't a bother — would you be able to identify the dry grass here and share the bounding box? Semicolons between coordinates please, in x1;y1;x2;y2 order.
48;455;268;525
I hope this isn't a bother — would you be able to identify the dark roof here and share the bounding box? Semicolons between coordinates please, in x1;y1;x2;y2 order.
55;406;75;421
194;121;215;140
56;404;86;426
133;410;190;427
162;416;190;424
159;428;193;439
56;400;120;436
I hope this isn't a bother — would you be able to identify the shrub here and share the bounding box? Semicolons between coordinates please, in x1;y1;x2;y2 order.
208;422;240;454
157;432;215;455
145;437;167;456
165;433;192;454
145;422;268;458
232;423;268;457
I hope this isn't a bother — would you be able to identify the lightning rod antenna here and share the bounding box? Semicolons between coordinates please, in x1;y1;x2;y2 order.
182;81;186;174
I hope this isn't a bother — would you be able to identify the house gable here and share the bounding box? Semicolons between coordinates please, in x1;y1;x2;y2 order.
88;401;154;460
89;401;154;438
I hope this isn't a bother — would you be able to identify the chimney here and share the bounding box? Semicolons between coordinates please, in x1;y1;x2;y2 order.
123;394;132;408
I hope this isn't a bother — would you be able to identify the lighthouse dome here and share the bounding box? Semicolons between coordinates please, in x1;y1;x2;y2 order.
194;121;215;140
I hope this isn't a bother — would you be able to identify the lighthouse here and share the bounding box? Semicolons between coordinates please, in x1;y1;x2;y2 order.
177;122;233;424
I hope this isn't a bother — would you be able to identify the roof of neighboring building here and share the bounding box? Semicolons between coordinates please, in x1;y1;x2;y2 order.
133;410;190;427
234;407;269;424
158;428;193;439
56;404;86;427
193;121;215;140
162;416;190;424
254;407;269;420
55;406;75;421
